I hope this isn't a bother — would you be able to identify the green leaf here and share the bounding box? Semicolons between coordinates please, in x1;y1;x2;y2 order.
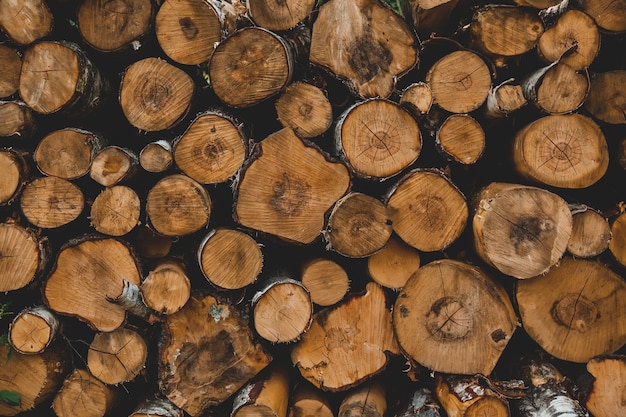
0;390;21;406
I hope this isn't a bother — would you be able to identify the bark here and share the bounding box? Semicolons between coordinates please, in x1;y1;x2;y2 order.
52;369;121;417
435;374;510;417
90;185;141;236
0;148;29;206
89;146;139;187
197;228;263;290
584;355;626;417
435;114;485;164
234;127;350;245
172;110;248;184
9;305;60;354
584;70;626;124
0;0;53;45
77;0;154;52
248;0;316;30
140;258;191;315
516;257;626;362
566;204;611;258
385;169;468;252
87;327;148;385
472;182;572;279
324;192;392;258
140;140;173;173
0;45;21;98
34;128;105;180
310;0;418;99
43;236;142;332
393;259;518;375
367;235;421;291
0;101;37;139
19;176;85;229
395;387;444;417
231;365;290;417
339;380;387;417
158;291;272;416
334;99;422;180
119;57;194;132
291;282;399;391
300;258;350;307
275;81;333;138
0;220;48;292
130;398;185;417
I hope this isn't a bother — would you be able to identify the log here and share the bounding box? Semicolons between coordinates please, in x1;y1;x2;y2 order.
19;41;108;116
119;57;194;132
339;380;387;417
512;114;608;188
472;182;572;279
393;259;518;375
0;0;53;45
275;81;333;138
435;114;485;165
367;235;421;290
252;277;313;343
522;61;590;114
140;258;191;315
248;0;316;31
309;0;418;99
435;374;510;417
158;292;272;416
133;225;173;259
34;128;104;180
581;0;626;33
197;228;263;290
0;341;70;416
484;79;527;119
585;355;626;417
139;140;173;173
0;101;37;139
0;45;21;98
291;282;399;391
172;110;248;184
8;305;60;354
89;185;141;236
300;258;350;306
324;192;392;258
334;99;422;180
0;148;28;206
43;236;142;332
584;70;626;125
566;204;611;258
19;176;85;229
516;257;626;362
399;82;433;118
52;368;120;417
130;398;184;417
89;146;139;187
0;220;48;292
288;383;334;417
234;127;350;244
77;0;154;52
609;211;626;267
231;365;290;417
87;327;148;385
385;169;468;252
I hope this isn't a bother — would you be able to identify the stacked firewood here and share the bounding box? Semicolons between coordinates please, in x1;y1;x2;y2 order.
0;0;625;416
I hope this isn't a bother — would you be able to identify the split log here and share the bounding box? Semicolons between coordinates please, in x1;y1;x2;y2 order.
435;374;510;417
472;182;572;279
9;305;60;354
585;355;626;417
248;0;316;30
43;236;142;332
584;70;626;125
537;10;600;70
0;220;48;292
52;368;120;417
339;380;387;417
393;259;518;375
90;185;141;236
512;114;608;188
140;258;191;315
140;140;173;173
367;235;421;290
231;365;290;417
609;211;626;267
130;398;184;417
158;292;272;416
0;45;21;98
197;228;263;290
288;383;334;417
209;25;309;108
0;341;70;416
484;79;527;119
234;127;350;244
0;0;53;45
566;205;611;258
581;0;626;33
403;0;460;38
19;176;85;229
426;50;492;114
77;0;154;52
119;57;194;132
0;101;37;139
309;0;418;99
34;128;104;180
275;81;333;138
399;82;433;118
0;148;28;206
19;41;108;116
334;99;422;180
291;282;399;391
516;257;626;362
145;174;211;237
87;327;148;385
300;258;350;306
252;277;313;343
469;5;544;67
324;192;392;258
89;146;139;187
395;387;443;417
385;169;468;252
435;114;485;165
522;61;590;114
173;110;248;184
